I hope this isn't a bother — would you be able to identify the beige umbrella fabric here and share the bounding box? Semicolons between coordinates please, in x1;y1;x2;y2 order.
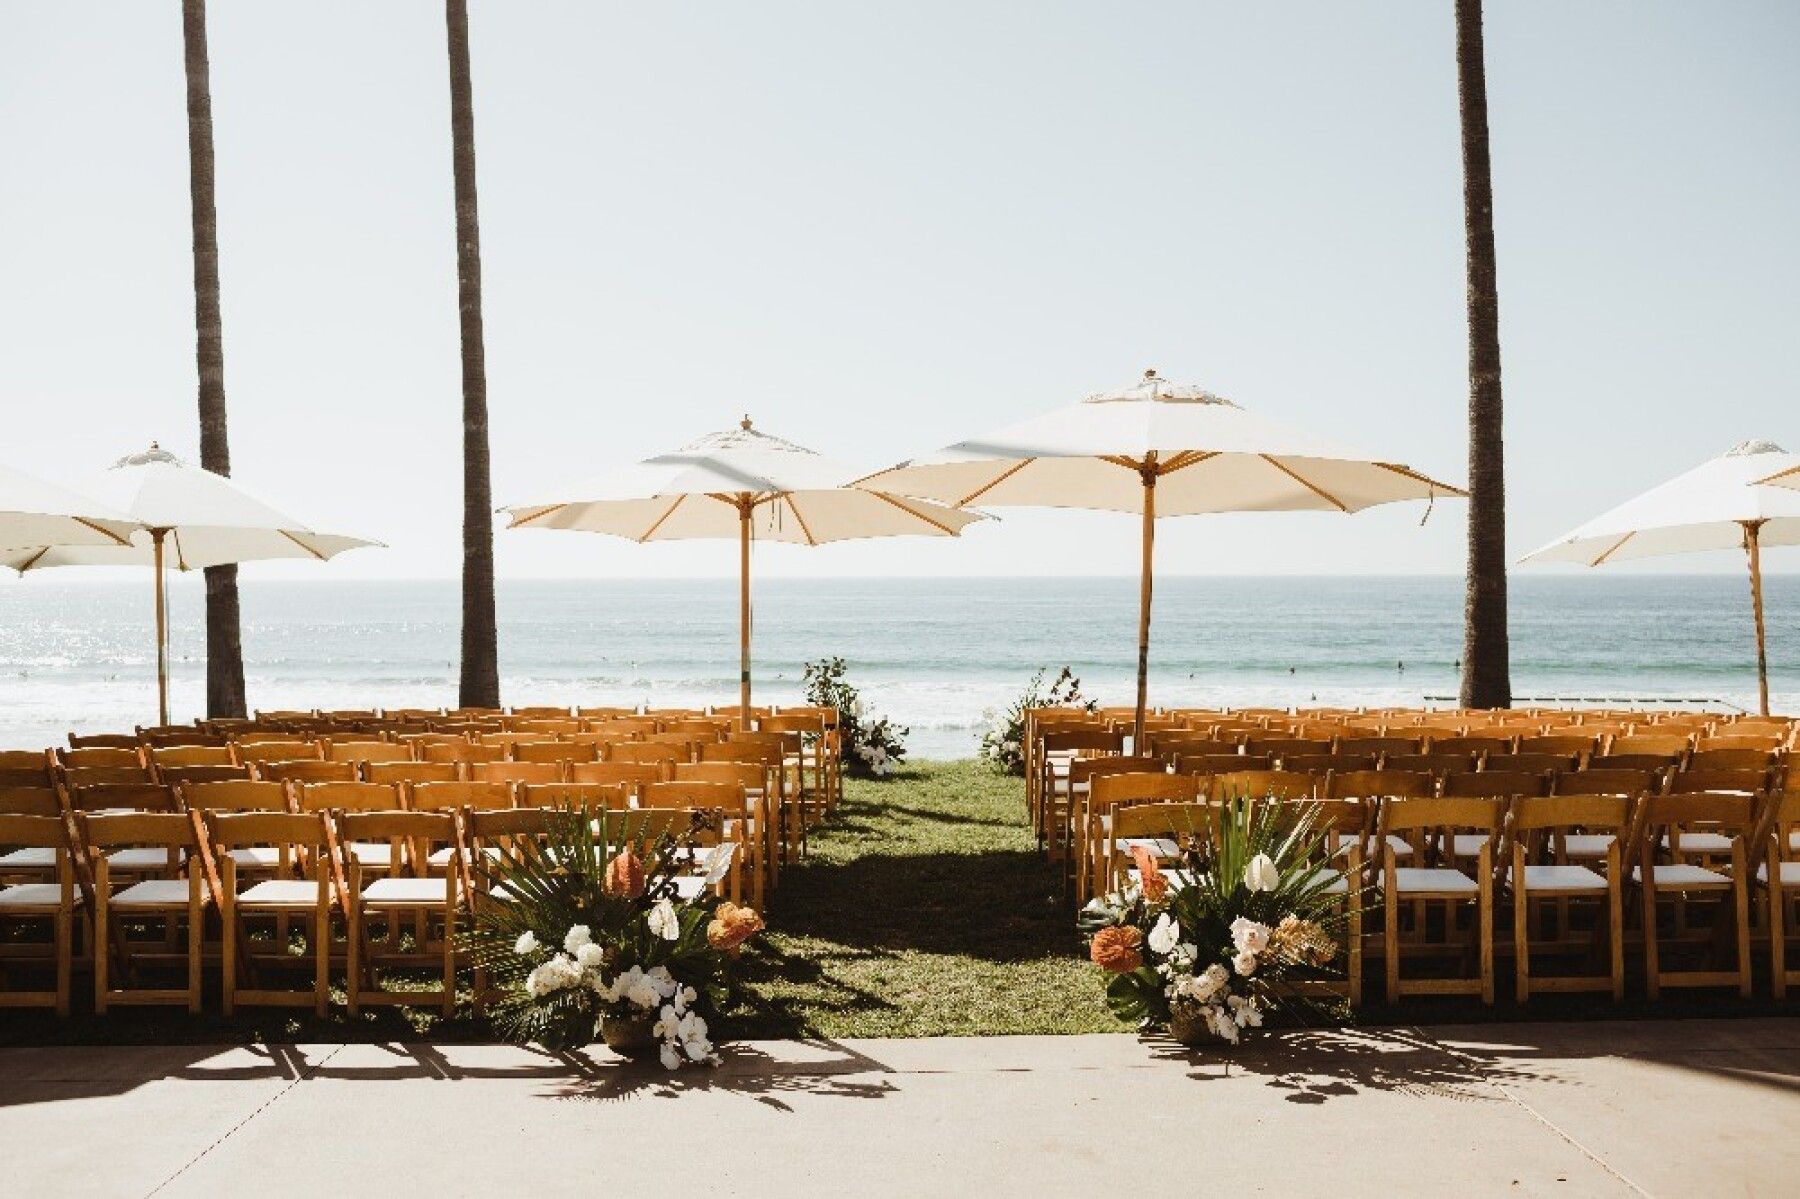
502;419;986;723
3;445;382;724
0;461;138;553
856;370;1463;744
1524;439;1800;715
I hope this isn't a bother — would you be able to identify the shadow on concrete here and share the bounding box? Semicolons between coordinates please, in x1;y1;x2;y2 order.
544;1038;900;1110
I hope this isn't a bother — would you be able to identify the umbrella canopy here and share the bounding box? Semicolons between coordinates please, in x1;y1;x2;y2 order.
857;370;1463;743
3;444;381;724
1756;459;1800;493
1523;439;1800;715
503;419;986;720
0;445;377;572
0;461;138;553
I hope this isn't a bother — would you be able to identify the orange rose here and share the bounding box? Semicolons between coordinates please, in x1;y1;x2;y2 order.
1130;844;1167;904
603;847;646;899
1089;925;1143;973
706;902;764;953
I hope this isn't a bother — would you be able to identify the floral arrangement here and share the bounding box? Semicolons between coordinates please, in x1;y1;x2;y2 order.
978;666;1096;775
1079;796;1347;1044
463;806;763;1069
801;656;908;777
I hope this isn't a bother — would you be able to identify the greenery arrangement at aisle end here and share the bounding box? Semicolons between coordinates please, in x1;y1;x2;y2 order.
801;655;909;777
978;666;1097;775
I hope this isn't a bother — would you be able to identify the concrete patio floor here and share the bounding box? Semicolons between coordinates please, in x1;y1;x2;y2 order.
1;1018;1795;1197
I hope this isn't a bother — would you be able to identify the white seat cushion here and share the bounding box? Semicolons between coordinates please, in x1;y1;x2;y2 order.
1755;861;1800;886
1340;834;1413;857
228;847;285;869
1562;834;1615;858
0;883;74;909
347;841;393;866
1660;832;1733;854
1519;864;1608;894
361;877;453;905
111;879;207;907
1300;867;1350;895
1393;867;1478;895
106;848;181;871
1449;834;1492;858
237;879;324;907
1117;836;1180;859
0;847;57;870
1632;863;1732;888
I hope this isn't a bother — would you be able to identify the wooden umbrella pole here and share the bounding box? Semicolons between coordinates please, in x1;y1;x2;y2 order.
1745;520;1770;717
739;498;753;729
1133;459;1158;751
152;528;170;727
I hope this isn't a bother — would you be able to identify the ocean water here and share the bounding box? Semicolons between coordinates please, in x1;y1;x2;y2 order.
0;575;1794;757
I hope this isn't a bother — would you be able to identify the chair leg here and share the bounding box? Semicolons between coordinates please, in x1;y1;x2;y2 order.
1772;883;1788;1000
1607;882;1625;1002
314;902;330;1018
442;899;457;1018
1347;885;1363;1008
1513;887;1530;1004
188;891;204;1014
1642;880;1661;1001
1383;859;1400;1003
222;901;237;1016
1733;877;1752;999
94;894;110;1016
1479;875;1495;1006
55;908;71;1019
347;900;362;1017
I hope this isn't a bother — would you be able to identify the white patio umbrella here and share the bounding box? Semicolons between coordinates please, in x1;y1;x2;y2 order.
856;370;1464;745
501;418;986;723
1523;439;1800;716
1;444;382;724
0;461;139;552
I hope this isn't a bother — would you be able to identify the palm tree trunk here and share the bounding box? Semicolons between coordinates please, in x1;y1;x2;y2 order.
1455;0;1511;709
182;0;246;721
446;0;499;709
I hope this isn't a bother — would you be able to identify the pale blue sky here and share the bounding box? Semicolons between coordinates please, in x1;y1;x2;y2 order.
1;1;1795;580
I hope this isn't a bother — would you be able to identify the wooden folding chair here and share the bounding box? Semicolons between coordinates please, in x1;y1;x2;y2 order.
421;741;506;769
675;762;773;906
206;811;334;1017
1637;792;1754;999
519;782;627;811
512;740;598;766
340;811;461;1016
84;812;207;1013
1109;801;1213;893
0;814;79;1015
1087;772;1198;900
468;760;566;786
259;759;357;784
1205;770;1315;806
365;760;461;786
1764;784;1800;998
1509;795;1630;1003
1289;798;1366;1007
1378;797;1504;1004
233;739;321;769
0;750;55;788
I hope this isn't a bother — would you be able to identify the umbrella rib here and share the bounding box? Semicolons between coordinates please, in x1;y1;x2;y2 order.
1097;454;1143;472
956;459;1035;507
15;546;51;572
1589;531;1634;567
869;490;958;535
638;494;689;542
1260;455;1348;512
509;504;567;528
1158;450;1220;477
171;528;193;570
278;530;327;562
73;516;134;547
784;493;819;546
1375;462;1469;498
1755;463;1800;486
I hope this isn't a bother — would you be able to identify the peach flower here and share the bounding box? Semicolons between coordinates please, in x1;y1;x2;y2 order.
1130;844;1168;903
1089;925;1144;973
603;847;646;898
707;902;764;953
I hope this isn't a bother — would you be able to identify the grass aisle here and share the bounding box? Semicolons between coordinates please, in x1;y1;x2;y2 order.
735;759;1118;1038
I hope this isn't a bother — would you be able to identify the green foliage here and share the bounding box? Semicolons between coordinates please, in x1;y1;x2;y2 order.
801;656;908;777
977;667;1096;775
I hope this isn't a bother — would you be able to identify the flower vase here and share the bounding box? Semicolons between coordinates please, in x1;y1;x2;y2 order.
1167;1004;1210;1047
600;1011;659;1060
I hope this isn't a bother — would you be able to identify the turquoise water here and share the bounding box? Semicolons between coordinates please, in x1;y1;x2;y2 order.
0;575;1793;756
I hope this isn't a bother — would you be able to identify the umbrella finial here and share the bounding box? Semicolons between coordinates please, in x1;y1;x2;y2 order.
741;415;753;431
1143;368;1158;380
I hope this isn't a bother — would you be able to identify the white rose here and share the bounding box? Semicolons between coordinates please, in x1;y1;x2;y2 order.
575;942;606;970
1232;950;1259;977
563;924;592;953
1146;914;1180;956
1230;917;1272;955
513;930;539;956
1242;853;1280;893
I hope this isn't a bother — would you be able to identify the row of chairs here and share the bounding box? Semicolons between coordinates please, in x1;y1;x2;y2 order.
0;778;742;1017
1082;770;1800;1006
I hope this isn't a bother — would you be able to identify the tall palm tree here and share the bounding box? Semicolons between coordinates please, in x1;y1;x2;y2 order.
446;0;499;708
1455;0;1511;709
181;0;246;719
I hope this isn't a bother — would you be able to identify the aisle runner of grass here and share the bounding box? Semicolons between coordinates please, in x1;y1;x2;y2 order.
735;759;1116;1037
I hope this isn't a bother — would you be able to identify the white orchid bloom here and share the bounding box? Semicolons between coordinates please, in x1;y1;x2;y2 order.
702;843;738;884
646;899;680;941
513;930;539;956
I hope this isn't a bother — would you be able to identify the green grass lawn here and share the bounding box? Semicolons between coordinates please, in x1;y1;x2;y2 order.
733;759;1118;1038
